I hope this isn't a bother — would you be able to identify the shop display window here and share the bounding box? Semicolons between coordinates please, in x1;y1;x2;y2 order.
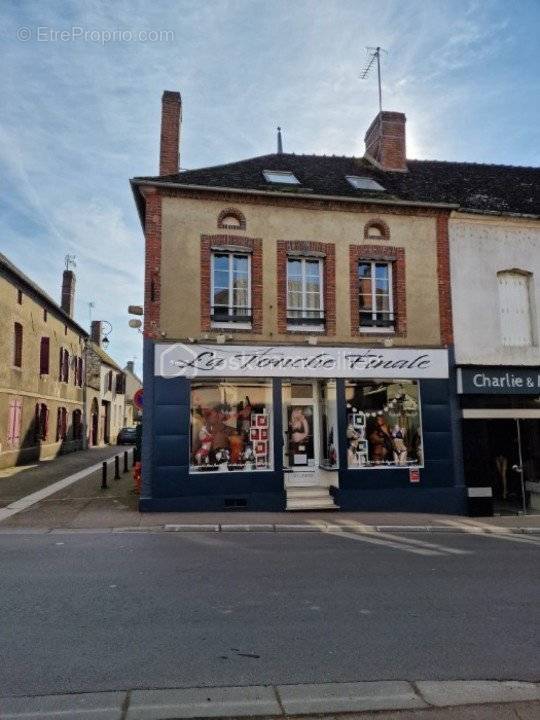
345;380;423;469
319;380;339;469
190;380;273;473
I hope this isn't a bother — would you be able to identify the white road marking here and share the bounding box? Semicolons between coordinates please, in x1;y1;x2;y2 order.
440;519;540;546
332;521;471;555
0;450;132;524
308;520;471;556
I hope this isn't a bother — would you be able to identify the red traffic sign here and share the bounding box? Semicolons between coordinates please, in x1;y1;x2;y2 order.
133;388;143;410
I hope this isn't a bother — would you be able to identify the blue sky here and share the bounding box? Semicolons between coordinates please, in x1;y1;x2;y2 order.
1;0;539;372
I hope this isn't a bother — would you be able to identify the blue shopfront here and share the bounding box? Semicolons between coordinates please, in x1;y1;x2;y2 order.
140;341;466;513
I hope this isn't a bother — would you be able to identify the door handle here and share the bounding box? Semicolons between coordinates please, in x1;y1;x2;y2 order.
512;464;522;473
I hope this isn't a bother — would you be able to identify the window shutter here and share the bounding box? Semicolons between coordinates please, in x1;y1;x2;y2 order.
498;272;532;347
44;406;49;440
59;348;64;380
34;403;40;441
40;337;50;375
7;399;16;445
13;399;22;446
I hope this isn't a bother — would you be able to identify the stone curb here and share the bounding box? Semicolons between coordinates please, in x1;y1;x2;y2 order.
0;524;538;535
1;680;538;719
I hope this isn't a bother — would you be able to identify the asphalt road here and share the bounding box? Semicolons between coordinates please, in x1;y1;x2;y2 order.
1;529;539;698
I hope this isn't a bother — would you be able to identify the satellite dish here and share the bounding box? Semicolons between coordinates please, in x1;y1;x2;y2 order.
129;319;142;329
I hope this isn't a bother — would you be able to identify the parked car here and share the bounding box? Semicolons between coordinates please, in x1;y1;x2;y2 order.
117;427;137;445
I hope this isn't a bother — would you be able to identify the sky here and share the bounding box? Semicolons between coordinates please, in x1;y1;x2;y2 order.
1;0;539;374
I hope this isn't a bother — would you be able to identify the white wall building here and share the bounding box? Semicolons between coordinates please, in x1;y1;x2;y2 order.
450;212;540;516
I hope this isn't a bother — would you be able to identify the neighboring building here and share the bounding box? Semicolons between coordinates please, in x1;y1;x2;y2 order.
131;92;464;513
86;321;126;446
450;205;540;515
123;360;142;426
0;255;86;468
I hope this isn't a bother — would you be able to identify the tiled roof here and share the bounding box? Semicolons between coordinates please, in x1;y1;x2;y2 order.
0;253;88;337
134;153;540;216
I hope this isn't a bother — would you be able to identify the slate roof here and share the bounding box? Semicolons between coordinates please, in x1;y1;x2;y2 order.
134;153;540;216
0;252;88;337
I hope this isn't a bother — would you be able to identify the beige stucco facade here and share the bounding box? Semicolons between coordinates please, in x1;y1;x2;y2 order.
0;268;85;469
159;195;443;347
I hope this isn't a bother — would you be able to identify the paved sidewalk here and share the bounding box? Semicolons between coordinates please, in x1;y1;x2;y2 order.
1;680;538;720
0;445;124;506
1;449;539;531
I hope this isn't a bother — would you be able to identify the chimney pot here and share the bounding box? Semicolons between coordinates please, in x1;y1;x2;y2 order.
61;269;76;317
160;90;182;176
364;111;407;172
126;360;135;374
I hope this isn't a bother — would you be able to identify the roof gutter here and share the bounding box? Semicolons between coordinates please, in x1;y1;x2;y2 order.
130;178;460;211
454;207;540;221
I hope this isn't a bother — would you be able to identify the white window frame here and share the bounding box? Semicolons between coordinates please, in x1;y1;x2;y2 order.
358;261;394;333
286;257;325;331
497;270;534;347
211;251;252;329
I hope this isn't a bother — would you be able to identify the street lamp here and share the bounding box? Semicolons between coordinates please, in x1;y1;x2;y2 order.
101;320;113;348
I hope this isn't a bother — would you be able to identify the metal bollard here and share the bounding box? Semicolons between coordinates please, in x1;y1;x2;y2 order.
114;455;121;480
123;451;128;474
101;461;108;489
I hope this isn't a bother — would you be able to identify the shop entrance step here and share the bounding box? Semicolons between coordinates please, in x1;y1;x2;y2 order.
286;485;339;511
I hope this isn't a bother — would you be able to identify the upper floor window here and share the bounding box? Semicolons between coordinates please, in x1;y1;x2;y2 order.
107;370;113;392
287;257;324;328
17;289;23;304
498;270;534;347
40;337;50;375
358;261;394;330
211;251;251;325
13;323;23;367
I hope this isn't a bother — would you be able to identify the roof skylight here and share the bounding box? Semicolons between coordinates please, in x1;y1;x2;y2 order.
263;170;300;185
346;175;385;191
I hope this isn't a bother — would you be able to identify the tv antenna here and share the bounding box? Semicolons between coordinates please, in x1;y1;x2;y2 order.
360;46;386;114
65;254;77;271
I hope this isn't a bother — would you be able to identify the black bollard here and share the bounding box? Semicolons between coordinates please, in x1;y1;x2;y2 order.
123;451;128;474
114;455;121;480
101;461;108;489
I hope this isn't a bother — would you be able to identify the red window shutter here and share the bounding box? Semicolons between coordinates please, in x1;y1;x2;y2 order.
14;323;23;367
43;405;49;440
40;337;50;375
34;403;40;441
59;348;64;380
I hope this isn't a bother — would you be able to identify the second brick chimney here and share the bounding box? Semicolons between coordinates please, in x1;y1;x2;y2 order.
91;320;103;346
160;90;182;176
364;111;407;172
61;269;76;317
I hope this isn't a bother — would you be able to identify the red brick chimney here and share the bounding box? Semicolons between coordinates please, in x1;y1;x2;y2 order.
160;90;182;176
61;269;76;317
364;111;407;172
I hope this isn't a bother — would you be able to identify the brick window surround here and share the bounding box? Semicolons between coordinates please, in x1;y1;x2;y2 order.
349;244;407;337
201;234;263;333
277;241;336;335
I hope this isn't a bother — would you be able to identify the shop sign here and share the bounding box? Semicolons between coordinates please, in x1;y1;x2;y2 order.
155;343;449;380
459;367;540;395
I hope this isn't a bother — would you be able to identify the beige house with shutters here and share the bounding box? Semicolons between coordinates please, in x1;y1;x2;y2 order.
0;254;86;469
